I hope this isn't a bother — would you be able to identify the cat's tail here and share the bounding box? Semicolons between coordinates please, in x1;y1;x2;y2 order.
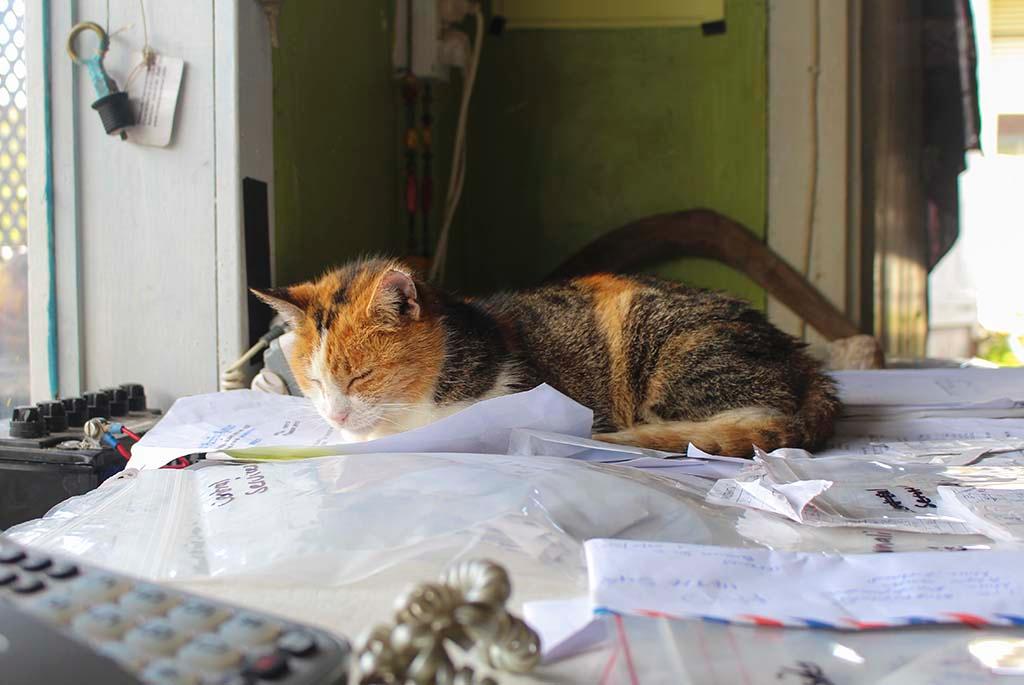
593;373;840;457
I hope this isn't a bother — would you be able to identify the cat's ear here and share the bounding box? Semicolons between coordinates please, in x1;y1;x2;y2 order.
251;284;315;328
371;269;420;321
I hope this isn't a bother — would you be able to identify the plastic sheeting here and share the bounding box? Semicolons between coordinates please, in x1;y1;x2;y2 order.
606;615;1024;684
4;453;750;586
8;450;1024;683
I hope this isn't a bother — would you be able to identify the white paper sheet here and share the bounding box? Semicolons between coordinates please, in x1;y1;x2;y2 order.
706;476;832;522
505;429;746;480
522;597;608;662
621;456;745;481
507;428;678;462
734;509;995;554
833;368;1024;407
129;385;593;470
585;539;1024;629
938;487;1024;542
685;443;757;465
832;417;1024;443
816;438;1024;465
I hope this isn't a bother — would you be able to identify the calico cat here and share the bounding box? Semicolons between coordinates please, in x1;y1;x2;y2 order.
254;257;839;456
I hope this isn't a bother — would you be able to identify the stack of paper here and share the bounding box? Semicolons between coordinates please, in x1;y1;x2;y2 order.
833;367;1024;420
524;538;1024;660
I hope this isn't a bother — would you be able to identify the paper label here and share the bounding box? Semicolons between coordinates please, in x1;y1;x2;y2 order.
127;54;185;147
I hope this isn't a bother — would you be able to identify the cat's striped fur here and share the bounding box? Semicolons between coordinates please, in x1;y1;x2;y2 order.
254;258;839;456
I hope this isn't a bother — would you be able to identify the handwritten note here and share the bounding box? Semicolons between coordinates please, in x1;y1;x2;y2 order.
585;539;1024;629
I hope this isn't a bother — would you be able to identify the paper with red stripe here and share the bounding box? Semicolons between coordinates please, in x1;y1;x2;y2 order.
585;539;1024;630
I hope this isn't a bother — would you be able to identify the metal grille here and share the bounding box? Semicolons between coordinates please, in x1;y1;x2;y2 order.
0;0;26;263
0;0;27;420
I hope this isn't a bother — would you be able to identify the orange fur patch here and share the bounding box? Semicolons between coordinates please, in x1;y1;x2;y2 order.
577;274;637;427
594;407;797;457
288;260;446;406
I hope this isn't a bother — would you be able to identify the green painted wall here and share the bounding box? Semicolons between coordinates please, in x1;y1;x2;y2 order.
274;1;767;307
273;1;401;285
444;0;766;304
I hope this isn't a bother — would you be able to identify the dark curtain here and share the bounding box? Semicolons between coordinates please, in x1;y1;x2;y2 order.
922;0;982;269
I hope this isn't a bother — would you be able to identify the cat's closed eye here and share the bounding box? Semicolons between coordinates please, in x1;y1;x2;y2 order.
347;370;372;391
309;378;324;393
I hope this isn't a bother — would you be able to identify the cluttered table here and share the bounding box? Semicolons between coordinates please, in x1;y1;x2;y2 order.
8;367;1024;684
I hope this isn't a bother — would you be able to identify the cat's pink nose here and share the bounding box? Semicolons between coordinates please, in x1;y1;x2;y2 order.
331;411;350;425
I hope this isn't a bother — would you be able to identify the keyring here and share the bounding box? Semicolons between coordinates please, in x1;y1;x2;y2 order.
66;21;134;137
65;21;109;65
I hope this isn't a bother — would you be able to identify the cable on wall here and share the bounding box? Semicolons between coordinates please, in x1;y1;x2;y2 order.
42;0;59;397
429;3;484;283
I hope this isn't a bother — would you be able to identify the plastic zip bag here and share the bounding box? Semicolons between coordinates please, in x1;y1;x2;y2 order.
708;452;1024;537
604;614;1024;684
5;452;756;587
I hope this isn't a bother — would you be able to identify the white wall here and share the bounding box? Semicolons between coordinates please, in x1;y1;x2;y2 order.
767;0;858;344
27;1;274;409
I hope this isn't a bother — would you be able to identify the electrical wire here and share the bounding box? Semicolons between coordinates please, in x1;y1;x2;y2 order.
220;340;271;391
42;0;59;398
138;0;150;53
219;324;289;391
429;5;484;283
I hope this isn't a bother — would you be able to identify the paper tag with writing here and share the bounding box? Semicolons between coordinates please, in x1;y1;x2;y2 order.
126;54;185;147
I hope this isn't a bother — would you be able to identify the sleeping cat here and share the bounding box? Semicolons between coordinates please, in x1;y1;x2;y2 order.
254;257;839;456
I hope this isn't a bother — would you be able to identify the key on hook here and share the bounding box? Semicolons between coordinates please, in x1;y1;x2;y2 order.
66;22;134;139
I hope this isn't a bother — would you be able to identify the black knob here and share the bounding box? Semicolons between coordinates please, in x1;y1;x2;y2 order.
120;383;147;411
10;405;46;438
37;400;69;433
91;91;134;136
61;397;87;428
84;391;110;419
100;387;129;417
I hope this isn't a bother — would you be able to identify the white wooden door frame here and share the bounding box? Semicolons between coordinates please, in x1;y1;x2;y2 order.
26;0;274;404
767;0;862;343
26;0;81;401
